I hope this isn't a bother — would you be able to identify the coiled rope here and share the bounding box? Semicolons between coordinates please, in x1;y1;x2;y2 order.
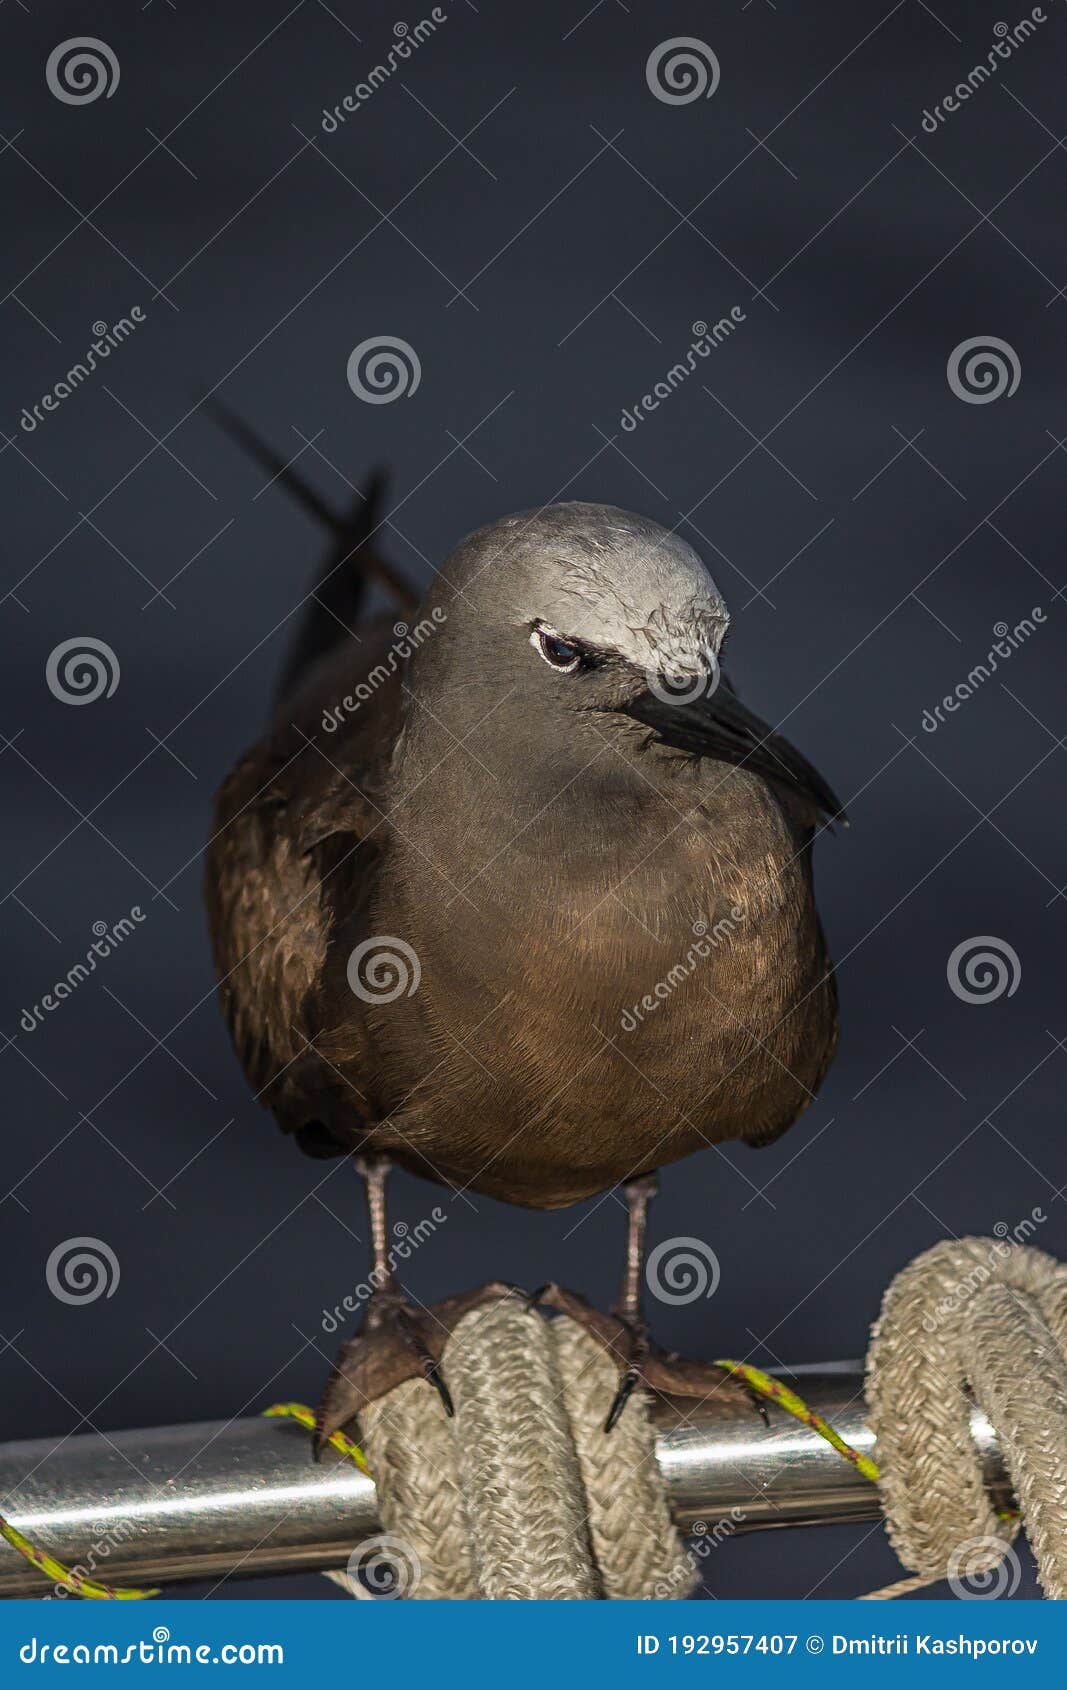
326;1241;1067;1601
6;1239;1067;1599
865;1236;1067;1600
332;1298;698;1600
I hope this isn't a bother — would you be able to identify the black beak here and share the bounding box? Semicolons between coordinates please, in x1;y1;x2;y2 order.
621;679;847;828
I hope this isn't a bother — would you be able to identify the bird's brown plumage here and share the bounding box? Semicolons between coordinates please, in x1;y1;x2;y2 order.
205;491;840;1211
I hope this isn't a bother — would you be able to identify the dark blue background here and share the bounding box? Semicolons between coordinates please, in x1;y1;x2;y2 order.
1;0;1063;1599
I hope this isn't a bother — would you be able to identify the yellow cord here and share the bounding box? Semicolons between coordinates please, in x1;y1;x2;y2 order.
261;1402;371;1474
0;1404;368;1601
713;1358;881;1481
0;1512;159;1601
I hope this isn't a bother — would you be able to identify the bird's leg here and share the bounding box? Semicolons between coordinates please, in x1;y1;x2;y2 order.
604;1172;658;1432
314;1156;519;1454
355;1154;453;1415
359;1153;399;1316
538;1173;767;1434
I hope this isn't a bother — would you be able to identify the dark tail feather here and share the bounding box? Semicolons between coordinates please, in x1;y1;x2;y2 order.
205;399;418;701
276;465;392;705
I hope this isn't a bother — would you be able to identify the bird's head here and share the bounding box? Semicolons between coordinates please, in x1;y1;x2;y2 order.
405;501;843;827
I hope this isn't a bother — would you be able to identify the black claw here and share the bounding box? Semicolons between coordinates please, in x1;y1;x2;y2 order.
748;1386;771;1428
424;1359;454;1418
394;1306;454;1417
604;1369;639;1434
524;1283;550;1311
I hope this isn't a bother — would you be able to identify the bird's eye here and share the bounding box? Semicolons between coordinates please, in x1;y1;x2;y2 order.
532;627;583;673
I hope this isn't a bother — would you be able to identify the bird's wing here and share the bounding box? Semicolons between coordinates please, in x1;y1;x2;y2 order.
204;717;389;1116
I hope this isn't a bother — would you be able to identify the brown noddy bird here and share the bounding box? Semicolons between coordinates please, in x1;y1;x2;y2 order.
205;411;844;1443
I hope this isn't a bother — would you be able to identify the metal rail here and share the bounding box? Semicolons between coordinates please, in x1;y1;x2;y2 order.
0;1365;1010;1596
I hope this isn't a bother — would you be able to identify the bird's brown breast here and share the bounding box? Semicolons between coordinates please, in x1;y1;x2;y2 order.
337;771;837;1207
